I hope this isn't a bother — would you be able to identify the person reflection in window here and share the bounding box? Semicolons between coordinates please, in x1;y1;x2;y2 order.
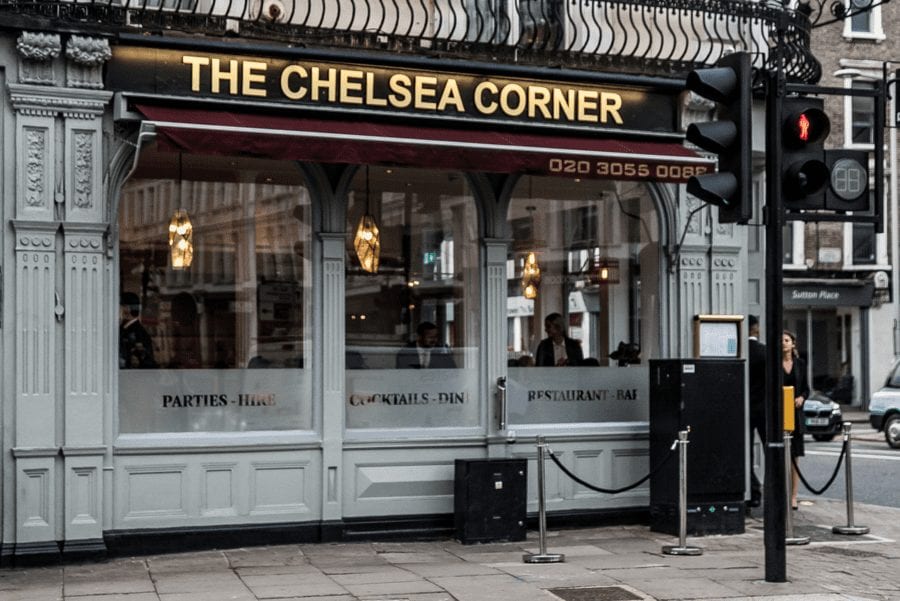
119;292;156;369
535;312;583;367
396;321;456;369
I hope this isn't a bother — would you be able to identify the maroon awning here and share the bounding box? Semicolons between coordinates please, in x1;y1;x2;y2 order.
136;104;713;183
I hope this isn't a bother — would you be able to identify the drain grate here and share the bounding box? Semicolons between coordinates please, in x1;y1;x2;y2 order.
547;586;643;601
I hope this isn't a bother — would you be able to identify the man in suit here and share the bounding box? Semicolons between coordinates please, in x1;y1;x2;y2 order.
396;321;456;369
748;314;767;507
534;312;583;367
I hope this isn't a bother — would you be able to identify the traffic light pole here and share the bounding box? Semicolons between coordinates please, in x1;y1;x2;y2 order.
763;68;788;583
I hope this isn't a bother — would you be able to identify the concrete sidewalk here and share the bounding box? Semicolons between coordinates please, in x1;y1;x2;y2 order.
1;495;897;601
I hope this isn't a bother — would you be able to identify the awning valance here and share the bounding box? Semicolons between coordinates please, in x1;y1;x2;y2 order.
136;104;713;183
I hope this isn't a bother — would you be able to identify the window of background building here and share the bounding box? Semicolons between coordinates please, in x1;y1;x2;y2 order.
344;167;480;430
849;80;876;145
852;222;876;264
783;223;794;264
844;0;883;37
118;150;312;434
850;0;873;33
505;177;657;425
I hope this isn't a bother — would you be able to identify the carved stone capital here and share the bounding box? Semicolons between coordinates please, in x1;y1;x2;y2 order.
63;223;107;253
17;32;61;85
66;36;112;89
680;255;707;269
13;220;61;252
66;36;111;67
17;31;61;62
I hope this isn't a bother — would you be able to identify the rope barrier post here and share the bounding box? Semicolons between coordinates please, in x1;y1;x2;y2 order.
784;431;809;545
662;429;702;556
832;422;870;535
523;437;565;564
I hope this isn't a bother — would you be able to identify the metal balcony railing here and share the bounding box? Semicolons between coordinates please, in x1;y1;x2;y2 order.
0;0;821;83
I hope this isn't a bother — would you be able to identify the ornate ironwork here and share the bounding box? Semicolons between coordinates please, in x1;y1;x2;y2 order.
0;0;837;83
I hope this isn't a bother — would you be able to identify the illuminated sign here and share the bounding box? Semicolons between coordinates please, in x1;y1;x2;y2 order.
108;46;680;133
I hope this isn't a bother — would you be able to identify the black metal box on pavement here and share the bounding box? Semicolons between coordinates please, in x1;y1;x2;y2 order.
649;359;746;536
454;459;527;544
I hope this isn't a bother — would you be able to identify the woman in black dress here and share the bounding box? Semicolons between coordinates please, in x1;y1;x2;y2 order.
782;329;810;509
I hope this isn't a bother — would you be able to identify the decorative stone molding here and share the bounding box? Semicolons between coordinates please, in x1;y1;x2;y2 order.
684;196;703;236
9;83;111;119
66;36;111;89
680;91;716;132
715;221;735;237
16;32;61;85
680;255;706;269
24;127;48;208
13;221;59;252
64;233;104;253
66;125;106;222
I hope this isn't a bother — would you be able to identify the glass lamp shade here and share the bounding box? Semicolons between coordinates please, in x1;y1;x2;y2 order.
354;213;381;273
168;208;193;270
521;251;541;298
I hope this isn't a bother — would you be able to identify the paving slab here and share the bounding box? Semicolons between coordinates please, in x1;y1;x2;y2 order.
67;594;159;601
246;581;349;599
393;560;504;578
340;578;446;597
330;567;426;585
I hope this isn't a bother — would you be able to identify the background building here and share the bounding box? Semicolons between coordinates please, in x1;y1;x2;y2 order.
782;0;900;408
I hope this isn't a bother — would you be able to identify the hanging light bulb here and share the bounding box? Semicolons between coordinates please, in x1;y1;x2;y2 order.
169;208;193;270
521;251;541;299
354;166;380;273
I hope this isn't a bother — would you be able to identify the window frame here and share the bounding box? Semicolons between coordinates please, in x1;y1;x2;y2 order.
842;0;884;40
843;78;878;149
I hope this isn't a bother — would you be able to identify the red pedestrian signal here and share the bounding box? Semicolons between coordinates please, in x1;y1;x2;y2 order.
782;98;831;209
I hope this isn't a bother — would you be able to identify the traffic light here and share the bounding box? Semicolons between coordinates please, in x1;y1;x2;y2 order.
781;97;830;210
684;52;752;224
824;149;869;212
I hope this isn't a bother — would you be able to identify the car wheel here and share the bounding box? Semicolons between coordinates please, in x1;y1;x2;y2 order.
886;415;900;449
813;433;836;442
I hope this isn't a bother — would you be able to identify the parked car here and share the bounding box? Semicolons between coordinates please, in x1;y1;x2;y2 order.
802;392;843;442
869;361;900;449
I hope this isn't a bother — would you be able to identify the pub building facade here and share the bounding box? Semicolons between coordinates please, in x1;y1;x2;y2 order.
0;2;822;563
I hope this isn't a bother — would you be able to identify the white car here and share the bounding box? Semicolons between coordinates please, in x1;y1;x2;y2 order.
869;361;900;449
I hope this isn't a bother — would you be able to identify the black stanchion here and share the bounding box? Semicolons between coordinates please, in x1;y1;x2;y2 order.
662;430;702;556
832;423;870;536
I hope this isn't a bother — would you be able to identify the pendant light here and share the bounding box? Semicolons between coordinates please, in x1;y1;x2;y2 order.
521;206;541;299
354;165;381;273
168;153;193;270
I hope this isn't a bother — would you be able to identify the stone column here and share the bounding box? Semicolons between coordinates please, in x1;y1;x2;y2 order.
676;197;710;358
59;35;112;561
319;233;345;537
710;222;745;316
484;239;509;456
6;31;112;564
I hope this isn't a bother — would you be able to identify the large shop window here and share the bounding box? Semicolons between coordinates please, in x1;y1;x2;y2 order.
345;167;480;430
506;177;657;426
118;150;312;433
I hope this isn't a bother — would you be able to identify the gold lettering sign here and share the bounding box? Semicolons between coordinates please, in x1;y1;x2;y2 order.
177;53;634;126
